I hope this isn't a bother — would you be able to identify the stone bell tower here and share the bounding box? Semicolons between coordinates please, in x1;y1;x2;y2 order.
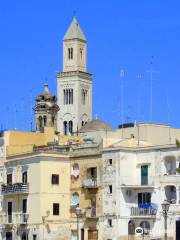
57;17;92;135
34;83;59;131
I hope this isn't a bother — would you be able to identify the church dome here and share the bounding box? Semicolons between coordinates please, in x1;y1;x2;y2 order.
79;119;113;132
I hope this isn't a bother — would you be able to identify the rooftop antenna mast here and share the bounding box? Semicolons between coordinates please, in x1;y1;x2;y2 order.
166;92;171;143
148;56;155;122
136;73;143;146
120;68;125;138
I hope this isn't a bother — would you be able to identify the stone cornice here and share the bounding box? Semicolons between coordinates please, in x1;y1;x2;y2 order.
57;71;92;81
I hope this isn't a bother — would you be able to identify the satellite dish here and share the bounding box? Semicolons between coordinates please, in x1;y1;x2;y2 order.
135;227;143;236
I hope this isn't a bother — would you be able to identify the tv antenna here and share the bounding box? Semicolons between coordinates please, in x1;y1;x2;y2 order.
147;56;156;122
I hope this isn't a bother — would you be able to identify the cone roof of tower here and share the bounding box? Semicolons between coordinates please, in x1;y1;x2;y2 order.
63;17;86;42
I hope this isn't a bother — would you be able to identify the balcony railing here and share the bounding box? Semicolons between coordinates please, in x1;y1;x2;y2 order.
131;207;157;217
2;183;29;194
17;213;29;224
86;207;97;218
0;213;29;225
82;178;97;188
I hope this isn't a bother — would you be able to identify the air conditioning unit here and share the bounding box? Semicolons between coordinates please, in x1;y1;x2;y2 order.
126;190;132;196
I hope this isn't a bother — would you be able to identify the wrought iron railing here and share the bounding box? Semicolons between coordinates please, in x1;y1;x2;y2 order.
2;183;29;194
82;178;97;188
86;207;97;218
131;207;157;216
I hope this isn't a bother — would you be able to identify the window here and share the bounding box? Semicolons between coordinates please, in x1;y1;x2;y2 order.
108;219;112;227
6;232;12;240
33;235;37;240
53;203;59;215
138;192;151;205
23;199;27;213
0;200;2;211
80;48;83;60
108;185;112;194
22;171;27;184
71;192;79;207
21;232;28;240
140;221;150;235
38;116;43;128
7;173;12;184
52;174;59;185
82;89;88;105
68;47;73;59
63;88;73;105
43;116;47;127
0;169;3;182
69;121;73;134
63;121;68;135
141;165;148;185
108;159;112;165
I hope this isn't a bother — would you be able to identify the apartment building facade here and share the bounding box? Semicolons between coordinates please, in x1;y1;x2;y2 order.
0;129;103;240
102;138;180;240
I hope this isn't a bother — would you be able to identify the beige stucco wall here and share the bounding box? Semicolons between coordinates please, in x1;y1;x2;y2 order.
4;127;55;156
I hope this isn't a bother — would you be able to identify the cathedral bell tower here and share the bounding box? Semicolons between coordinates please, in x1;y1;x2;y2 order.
34;83;59;131
57;17;92;135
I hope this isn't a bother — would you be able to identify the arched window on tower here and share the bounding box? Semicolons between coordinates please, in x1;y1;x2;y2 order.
63;89;66;105
38;116;43;128
63;121;68;135
68;48;73;60
80;48;83;60
66;89;68;104
70;89;73;104
43;116;47;127
82;89;87;105
69;121;73;134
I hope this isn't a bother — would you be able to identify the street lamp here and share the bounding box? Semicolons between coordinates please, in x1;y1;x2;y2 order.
75;207;82;240
161;200;170;240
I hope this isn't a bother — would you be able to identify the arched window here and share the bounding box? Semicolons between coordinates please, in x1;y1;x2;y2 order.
43;116;47;127
63;121;68;135
63;89;66;105
71;163;79;179
71;192;79;208
128;220;135;235
68;47;73;60
71;89;73;104
82;121;84;126
69;121;73;134
82;89;88;104
68;89;71;104
140;221;150;235
80;48;83;60
52;117;55;126
38;116;42;128
66;89;68;104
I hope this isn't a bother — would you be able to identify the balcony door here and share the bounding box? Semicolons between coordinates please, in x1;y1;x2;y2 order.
7;202;12;223
138;192;151;205
141;165;148;185
6;232;12;240
88;229;98;240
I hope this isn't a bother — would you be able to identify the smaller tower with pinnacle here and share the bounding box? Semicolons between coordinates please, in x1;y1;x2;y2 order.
34;84;59;131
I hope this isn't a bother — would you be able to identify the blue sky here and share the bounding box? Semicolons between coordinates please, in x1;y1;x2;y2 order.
0;0;180;130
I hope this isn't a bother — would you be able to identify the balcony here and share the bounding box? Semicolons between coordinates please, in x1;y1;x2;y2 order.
2;183;29;195
120;176;154;190
17;213;29;224
130;207;157;218
160;174;180;185
82;178;98;189
0;213;29;225
86;207;98;219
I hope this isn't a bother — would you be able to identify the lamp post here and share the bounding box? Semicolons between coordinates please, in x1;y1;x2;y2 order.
161;200;170;240
75;207;82;240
